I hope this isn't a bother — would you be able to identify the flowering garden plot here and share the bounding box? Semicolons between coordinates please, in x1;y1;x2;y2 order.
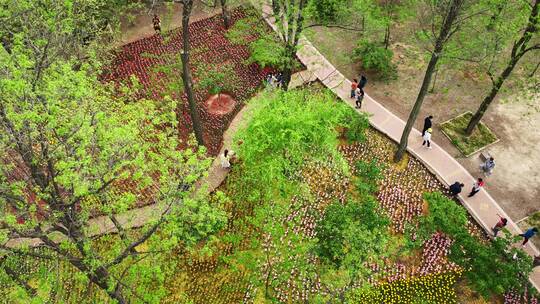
6;87;533;303
102;8;280;155
339;129;446;233
504;290;539;304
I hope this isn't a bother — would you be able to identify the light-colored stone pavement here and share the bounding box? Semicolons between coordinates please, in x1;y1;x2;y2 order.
256;1;540;291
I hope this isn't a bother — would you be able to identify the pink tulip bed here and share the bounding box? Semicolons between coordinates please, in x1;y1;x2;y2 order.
102;7;282;155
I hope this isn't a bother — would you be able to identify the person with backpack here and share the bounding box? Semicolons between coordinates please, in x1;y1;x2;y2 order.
480;157;495;176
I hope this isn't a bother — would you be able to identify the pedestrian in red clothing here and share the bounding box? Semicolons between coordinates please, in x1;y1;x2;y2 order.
351;79;358;98
491;214;507;237
468;178;484;197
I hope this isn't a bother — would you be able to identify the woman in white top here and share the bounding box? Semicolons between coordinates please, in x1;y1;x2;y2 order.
422;128;432;149
220;149;231;169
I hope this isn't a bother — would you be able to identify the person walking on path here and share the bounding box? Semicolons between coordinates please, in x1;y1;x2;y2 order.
468;178;484;197
358;75;368;90
422;128;432;149
519;227;538;247
491;214;508;237
480;157;495;176
351;79;358;98
220;149;232;169
355;88;364;109
422;115;433;136
152;14;161;34
449;182;464;197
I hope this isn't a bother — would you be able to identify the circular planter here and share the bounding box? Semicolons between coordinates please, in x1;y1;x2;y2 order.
205;93;237;116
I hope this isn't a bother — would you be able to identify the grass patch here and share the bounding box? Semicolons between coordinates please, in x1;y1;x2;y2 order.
440;112;498;157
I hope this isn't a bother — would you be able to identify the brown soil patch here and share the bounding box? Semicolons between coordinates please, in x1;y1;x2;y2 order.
206;94;237;115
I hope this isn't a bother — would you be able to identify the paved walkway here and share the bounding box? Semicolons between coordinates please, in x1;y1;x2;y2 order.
255;1;540;291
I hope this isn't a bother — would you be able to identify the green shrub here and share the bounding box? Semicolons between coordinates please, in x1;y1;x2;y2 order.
352;40;397;81
406;192;534;298
339;107;370;143
306;0;345;23
315;199;390;267
248;38;287;69
235;89;352;201
354;160;383;195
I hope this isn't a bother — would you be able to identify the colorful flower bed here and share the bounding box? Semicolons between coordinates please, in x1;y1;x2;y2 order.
6;83;534;304
103;8;277;155
339;129;446;233
504;290;539;304
348;271;463;304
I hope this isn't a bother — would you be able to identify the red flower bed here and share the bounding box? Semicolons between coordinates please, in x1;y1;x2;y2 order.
103;8;276;155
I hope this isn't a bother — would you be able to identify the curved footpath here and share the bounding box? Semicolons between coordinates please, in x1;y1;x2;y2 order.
255;2;540;290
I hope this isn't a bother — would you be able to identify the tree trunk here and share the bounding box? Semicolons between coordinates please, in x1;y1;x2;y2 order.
466;0;539;135
529;60;540;77
430;67;439;93
384;23;391;49
280;0;307;91
220;0;230;29
282;67;292;91
465;58;519;135
180;0;205;146
393;0;463;162
281;44;295;91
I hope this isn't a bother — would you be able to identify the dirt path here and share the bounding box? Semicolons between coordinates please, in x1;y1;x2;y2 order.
119;2;221;45
118;1;250;45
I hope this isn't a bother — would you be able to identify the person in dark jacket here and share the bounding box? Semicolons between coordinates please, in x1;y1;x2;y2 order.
519;227;538;246
358;75;368;90
449;182;464;197
422;115;433;136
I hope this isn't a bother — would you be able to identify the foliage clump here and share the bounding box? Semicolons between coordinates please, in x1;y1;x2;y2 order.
306;0;345;23
353;39;397;81
407;192;533;298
